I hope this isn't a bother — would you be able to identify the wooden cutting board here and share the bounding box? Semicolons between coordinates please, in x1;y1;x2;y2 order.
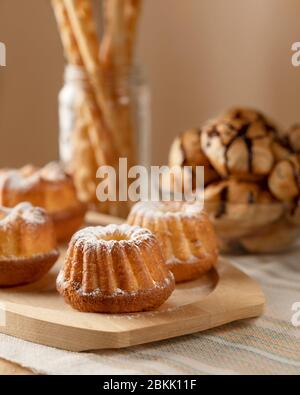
0;212;265;352
0;359;32;375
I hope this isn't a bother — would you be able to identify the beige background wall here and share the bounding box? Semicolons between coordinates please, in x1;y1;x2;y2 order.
1;0;300;167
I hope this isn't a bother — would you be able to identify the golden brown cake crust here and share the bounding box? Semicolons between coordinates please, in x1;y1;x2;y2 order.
127;201;219;283
0;203;60;287
168;254;217;283
0;249;59;287
0;162;86;241
57;225;175;313
57;271;174;314
51;203;87;242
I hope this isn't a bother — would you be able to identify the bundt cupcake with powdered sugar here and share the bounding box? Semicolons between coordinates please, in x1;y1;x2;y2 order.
0;162;86;241
127;201;219;283
0;203;59;287
57;224;175;313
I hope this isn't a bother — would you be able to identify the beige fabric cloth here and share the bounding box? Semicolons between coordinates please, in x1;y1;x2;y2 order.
0;248;299;375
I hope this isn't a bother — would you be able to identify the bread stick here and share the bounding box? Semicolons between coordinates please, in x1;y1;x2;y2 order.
124;0;142;65
64;0;120;147
51;0;83;65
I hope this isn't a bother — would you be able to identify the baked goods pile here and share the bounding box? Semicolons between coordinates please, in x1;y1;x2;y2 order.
57;200;219;313
0;162;86;241
0;157;218;313
0;1;220;315
52;0;142;217
0;162;87;287
169;108;300;253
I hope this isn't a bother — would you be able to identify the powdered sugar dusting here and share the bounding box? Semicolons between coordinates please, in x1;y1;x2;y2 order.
70;224;156;252
40;162;69;182
58;272;174;299
0;162;69;192
58;223;175;304
129;201;205;220
0;202;49;228
3;170;39;193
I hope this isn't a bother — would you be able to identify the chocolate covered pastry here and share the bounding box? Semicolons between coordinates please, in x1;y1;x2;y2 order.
268;155;300;202
167;107;300;253
271;124;300;162
271;139;292;162
287;125;300;153
201;110;275;180
169;128;219;186
221;107;277;128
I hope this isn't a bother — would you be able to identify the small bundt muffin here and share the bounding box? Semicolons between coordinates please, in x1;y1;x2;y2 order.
169;128;219;186
127;201;219;283
0;203;59;287
0;162;86;241
204;179;284;239
57;225;175;313
268;155;300;202
201;108;276;180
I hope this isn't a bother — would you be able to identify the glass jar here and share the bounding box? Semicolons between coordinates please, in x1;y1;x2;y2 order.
59;65;89;166
205;200;300;254
130;66;152;167
58;64;151;214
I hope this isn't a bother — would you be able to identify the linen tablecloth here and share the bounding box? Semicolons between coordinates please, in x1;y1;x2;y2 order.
0;248;299;375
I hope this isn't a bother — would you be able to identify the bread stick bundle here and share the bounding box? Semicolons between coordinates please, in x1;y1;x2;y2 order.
52;0;114;207
52;0;143;217
64;0;135;217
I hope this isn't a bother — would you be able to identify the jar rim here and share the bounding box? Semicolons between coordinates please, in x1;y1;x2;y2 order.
63;63;146;83
64;64;88;82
